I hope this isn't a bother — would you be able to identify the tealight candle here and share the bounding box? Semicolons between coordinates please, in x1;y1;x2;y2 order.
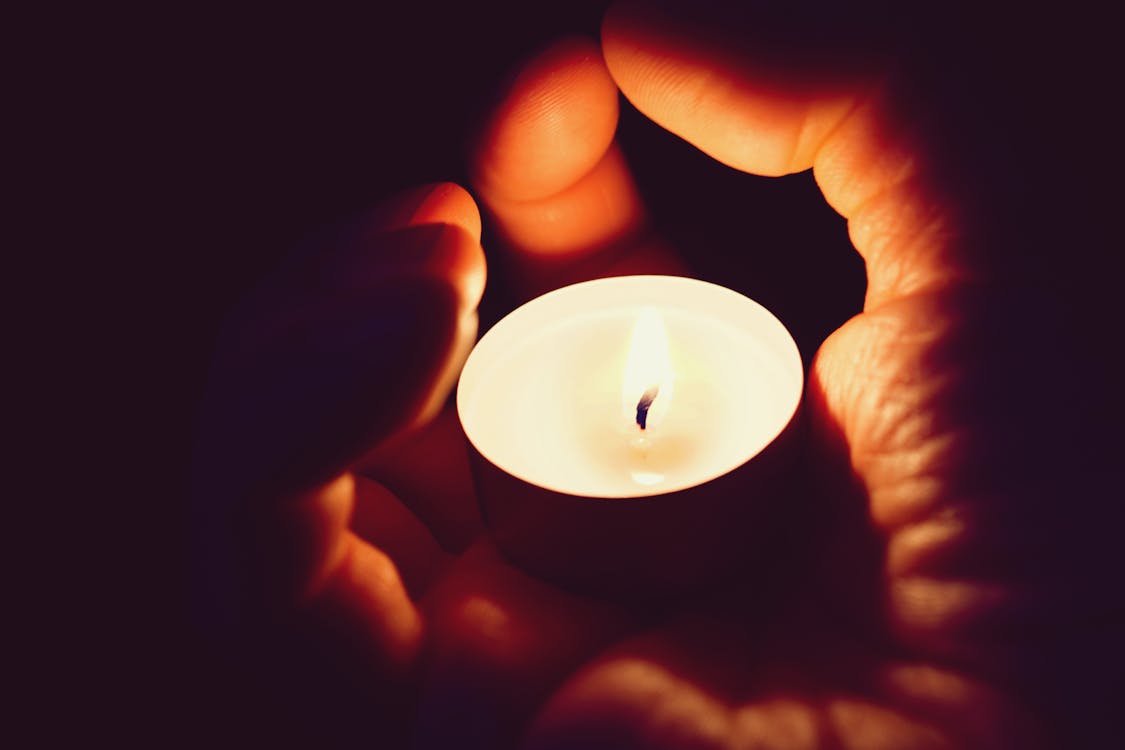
457;275;804;597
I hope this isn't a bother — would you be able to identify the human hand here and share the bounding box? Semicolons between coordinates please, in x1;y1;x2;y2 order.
193;2;1120;747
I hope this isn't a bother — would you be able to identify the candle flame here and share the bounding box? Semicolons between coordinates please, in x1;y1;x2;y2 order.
622;307;673;431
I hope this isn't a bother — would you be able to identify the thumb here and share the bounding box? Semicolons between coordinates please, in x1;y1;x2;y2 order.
191;186;484;642
197;206;484;503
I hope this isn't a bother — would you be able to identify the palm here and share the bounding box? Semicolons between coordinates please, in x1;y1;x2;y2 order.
196;4;1118;748
357;284;1085;750
350;280;1037;750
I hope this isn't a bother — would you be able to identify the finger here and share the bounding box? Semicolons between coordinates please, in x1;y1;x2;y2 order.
203;259;465;500
358;180;482;241
292;181;483;264
340;189;485;553
416;541;633;749
350;474;454;597
523;613;1040;750
194;184;485;630
470;36;685;296
471;37;619;204
359;404;484;554
604;1;888;177
262;475;423;664
199;187;485;501
237;474;426;747
193;272;463;631
602;1;982;310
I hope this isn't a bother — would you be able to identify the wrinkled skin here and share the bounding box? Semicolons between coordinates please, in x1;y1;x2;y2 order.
194;2;1121;748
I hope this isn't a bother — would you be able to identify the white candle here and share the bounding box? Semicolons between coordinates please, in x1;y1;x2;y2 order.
457;275;802;498
456;275;804;595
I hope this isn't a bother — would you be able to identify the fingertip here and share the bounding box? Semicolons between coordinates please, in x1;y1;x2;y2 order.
320;531;426;673
483;144;645;259
337;184;487;316
471;36;619;202
247;473;357;610
412;182;483;243
365;181;483;242
601;0;872;177
450;224;488;312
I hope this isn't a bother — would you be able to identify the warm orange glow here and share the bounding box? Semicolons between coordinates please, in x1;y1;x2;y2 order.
622;307;674;432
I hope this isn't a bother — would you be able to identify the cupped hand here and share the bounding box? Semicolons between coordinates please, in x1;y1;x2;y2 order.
193;2;1120;748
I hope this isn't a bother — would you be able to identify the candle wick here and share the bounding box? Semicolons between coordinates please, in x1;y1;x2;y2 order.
635;385;660;430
